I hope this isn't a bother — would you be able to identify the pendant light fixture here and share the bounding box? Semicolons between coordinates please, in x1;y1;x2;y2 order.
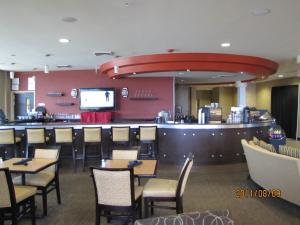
113;64;119;74
44;65;49;74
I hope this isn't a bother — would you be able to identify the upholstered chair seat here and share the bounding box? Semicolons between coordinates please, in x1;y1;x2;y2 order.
14;172;55;187
143;155;193;217
134;186;143;199
14;186;37;204
143;179;178;198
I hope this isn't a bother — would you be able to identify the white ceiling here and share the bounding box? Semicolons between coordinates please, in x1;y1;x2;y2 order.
0;0;300;73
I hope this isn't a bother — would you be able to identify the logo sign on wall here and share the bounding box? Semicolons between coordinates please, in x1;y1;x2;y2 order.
121;88;128;98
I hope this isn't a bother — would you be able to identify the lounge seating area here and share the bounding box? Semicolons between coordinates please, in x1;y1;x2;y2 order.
242;138;300;206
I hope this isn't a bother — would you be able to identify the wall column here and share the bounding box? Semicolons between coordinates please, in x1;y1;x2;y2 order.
236;81;247;107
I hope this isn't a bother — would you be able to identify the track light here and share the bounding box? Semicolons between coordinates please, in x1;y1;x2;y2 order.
44;65;49;74
113;64;119;74
9;71;15;79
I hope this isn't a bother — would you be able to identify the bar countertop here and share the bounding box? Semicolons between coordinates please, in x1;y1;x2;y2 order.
0;121;273;130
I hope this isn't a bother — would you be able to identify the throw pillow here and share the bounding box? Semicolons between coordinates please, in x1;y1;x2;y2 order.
253;136;259;145
279;145;300;158
259;140;277;153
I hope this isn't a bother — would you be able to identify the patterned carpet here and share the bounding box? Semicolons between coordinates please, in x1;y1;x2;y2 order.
13;161;300;225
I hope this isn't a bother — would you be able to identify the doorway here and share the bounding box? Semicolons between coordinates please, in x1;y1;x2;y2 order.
13;92;35;119
271;85;298;139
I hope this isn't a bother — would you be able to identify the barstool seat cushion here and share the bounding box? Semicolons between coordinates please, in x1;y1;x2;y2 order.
14;172;55;187
15;137;22;143
14;186;37;203
143;178;177;198
135;186;143;199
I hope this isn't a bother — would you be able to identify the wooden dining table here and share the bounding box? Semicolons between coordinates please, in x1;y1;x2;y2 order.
0;157;58;184
100;159;157;178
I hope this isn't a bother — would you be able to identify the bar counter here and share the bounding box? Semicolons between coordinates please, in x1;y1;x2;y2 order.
0;121;272;164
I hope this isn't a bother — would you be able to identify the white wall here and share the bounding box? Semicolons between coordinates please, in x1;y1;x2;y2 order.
0;71;12;120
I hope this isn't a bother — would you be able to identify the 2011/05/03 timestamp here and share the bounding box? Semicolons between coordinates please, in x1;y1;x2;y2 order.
234;188;281;198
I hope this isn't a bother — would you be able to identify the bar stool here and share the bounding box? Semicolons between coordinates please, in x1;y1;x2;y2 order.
82;127;102;170
26;128;49;158
0;128;21;159
54;128;77;170
136;126;157;159
111;126;130;149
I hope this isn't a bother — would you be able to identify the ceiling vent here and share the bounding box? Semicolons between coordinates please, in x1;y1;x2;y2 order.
56;65;72;68
94;51;114;56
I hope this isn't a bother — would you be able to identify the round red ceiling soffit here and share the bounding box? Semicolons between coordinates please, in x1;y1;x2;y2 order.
100;53;278;81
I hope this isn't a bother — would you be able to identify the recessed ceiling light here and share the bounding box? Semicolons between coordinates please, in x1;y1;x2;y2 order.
59;38;70;43
44;65;49;74
133;72;136;75
251;8;271;16
278;74;284;78
186;69;190;72
221;42;231;48
61;17;78;23
240;71;244;74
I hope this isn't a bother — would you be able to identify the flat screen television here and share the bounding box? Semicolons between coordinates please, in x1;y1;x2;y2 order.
79;88;116;111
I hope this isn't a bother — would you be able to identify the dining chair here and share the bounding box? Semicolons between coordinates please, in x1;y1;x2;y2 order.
0;168;37;225
136;126;157;159
82;127;102;170
26;128;49;158
111;126;130;148
90;167;143;225
54;127;77;170
143;156;193;217
0;128;21;159
13;146;61;216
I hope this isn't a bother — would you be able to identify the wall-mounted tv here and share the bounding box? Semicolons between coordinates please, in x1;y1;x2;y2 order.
79;88;116;111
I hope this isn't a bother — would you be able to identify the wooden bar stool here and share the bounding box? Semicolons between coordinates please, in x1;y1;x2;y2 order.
136;126;157;159
54;128;77;171
111;126;130;151
26;128;49;158
82;127;102;170
0;128;21;159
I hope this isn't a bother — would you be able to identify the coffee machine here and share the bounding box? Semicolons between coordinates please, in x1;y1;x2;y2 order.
198;107;210;124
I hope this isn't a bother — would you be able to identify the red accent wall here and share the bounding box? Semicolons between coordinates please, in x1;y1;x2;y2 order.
15;70;173;120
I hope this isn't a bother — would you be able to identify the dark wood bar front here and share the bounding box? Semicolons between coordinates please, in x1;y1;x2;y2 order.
0;122;271;165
